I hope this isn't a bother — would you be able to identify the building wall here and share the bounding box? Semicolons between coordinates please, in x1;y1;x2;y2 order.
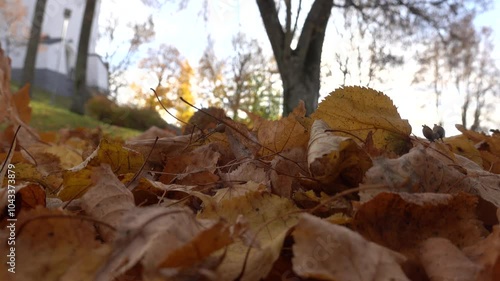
1;0;108;95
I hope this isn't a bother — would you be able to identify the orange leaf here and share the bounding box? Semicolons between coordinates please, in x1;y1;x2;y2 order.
12;84;32;124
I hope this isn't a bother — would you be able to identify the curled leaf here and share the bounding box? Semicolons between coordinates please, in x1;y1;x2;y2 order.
308;120;371;191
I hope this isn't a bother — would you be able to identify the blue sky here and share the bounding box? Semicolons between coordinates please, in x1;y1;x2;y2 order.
96;0;500;135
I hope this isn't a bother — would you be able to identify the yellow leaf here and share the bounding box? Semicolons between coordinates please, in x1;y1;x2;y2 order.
59;168;92;201
445;135;483;167
311;86;412;155
58;139;143;201
90;139;144;174
42;145;83;169
12;84;32;124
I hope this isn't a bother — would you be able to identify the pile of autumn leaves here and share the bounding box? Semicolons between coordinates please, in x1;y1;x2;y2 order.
2;44;500;280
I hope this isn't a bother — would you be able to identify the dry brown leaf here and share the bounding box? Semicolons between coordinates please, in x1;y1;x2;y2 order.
308;119;372;190
311;86;412;155
361;145;500;208
17;182;46;210
125;134;191;165
0;46;39;150
199;191;300;281
158;219;249;268
0;207;110;281
352;192;487;260
159;144;220;185
270;146;307;198
0;48;39;147
225;119;262;160
463;225;500;280
479;149;500;174
81;164;135;241
220;161;267;185
292;213;408;281
456;124;500;173
212;181;267;202
128;126;176;141
95;206;239;281
12;83;32;124
253;101;309;156
419;237;480;281
95;207;199;281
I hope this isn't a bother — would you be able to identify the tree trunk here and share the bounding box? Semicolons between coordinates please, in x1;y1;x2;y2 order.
461;94;470;129
70;0;97;115
256;0;333;116
21;0;47;96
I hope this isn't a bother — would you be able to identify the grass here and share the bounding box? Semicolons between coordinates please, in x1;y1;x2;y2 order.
10;83;140;139
30;101;140;139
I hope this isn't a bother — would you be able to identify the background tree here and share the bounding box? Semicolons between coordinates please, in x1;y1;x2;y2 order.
257;0;491;115
136;44;195;123
414;14;500;131
0;0;28;57
198;34;281;120
324;13;403;88
99;16;155;98
70;0;97;114
21;0;47;96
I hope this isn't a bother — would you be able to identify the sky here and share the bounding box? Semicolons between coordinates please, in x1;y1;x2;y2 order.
96;0;500;136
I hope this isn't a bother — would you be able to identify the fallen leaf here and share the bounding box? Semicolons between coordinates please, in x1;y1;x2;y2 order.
463;225;500;280
159;144;220;185
253;101;309;156
352;192;487;259
0;207;110;281
199;191;300;281
292;213;409;281
81;164;135;241
311;86;412;155
361;145;500;208
269;146;308;198
419;237;480;281
308;119;372;191
58;139;143;201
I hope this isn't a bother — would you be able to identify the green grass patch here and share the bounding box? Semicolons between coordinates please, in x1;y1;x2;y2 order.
9;82;141;139
30;101;140;139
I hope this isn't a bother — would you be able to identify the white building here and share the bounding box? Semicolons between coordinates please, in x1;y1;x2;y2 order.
0;0;108;96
